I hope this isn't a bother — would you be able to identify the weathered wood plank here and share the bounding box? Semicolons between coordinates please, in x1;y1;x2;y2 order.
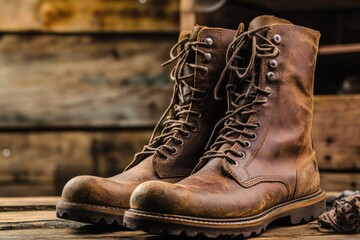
0;131;152;196
0;197;59;212
0;34;174;127
0;95;358;196
1;194;359;239
0;0;179;33
0;185;56;198
0;218;359;239
320;173;360;191
0;211;56;223
313;95;360;170
319;43;360;55
229;0;360;11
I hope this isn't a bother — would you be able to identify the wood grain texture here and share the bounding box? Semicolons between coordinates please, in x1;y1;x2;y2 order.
0;197;59;211
313;95;360;170
0;216;359;239
319;43;360;55
0;34;175;127
235;0;360;11
0;131;152;196
1;195;359;239
0;0;179;33
320;173;360;191
0;95;358;196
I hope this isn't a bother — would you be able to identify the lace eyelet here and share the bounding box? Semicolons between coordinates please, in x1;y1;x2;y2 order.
160;155;168;160
243;141;251;149
201;67;209;77
253;121;261;129
198;101;204;106
175;139;184;146
272;34;282;44
190;124;198;132
197;113;202;118
266;72;276;82
183;131;190;139
239;152;246;158
269;60;278;69
202;53;212;63
249;133;257;140
231;160;239;166
204;38;213;47
264;87;272;94
170;148;177;155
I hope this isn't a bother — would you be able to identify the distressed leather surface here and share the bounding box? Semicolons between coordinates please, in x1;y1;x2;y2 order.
61;27;236;209
130;16;322;218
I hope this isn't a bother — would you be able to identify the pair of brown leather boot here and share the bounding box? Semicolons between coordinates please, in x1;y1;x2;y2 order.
56;15;326;238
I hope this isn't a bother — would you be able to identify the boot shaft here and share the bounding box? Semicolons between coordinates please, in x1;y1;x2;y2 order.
126;26;237;178
224;16;320;197
193;16;321;199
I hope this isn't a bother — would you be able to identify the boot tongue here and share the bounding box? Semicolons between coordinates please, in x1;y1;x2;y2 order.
178;25;207;105
189;25;206;40
248;15;292;31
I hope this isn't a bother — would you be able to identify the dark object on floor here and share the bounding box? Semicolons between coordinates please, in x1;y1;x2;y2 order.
318;191;360;233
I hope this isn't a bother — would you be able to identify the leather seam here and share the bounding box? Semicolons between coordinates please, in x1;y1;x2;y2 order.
293;153;317;199
128;190;324;224
243;26;290;176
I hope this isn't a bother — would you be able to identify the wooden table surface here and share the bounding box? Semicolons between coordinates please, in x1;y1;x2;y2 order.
0;196;359;240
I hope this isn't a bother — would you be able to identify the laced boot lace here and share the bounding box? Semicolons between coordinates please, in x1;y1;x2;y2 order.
134;36;211;161
200;26;280;166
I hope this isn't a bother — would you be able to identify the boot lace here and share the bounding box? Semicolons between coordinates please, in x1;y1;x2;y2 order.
200;26;280;165
135;36;210;160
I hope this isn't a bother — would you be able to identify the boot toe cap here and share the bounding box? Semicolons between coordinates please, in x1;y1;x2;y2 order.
61;175;132;208
130;180;190;214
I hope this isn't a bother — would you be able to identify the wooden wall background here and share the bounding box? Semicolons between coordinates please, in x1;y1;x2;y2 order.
0;0;359;196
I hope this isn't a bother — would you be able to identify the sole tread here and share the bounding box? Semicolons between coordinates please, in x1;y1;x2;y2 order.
56;201;126;227
123;191;326;238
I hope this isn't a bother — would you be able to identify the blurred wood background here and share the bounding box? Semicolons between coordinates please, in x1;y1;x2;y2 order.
0;0;359;196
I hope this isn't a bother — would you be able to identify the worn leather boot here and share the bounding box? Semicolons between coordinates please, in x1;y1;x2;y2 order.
56;26;236;226
124;16;326;238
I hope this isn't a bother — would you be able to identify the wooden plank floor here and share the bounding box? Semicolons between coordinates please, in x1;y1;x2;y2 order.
0;197;359;239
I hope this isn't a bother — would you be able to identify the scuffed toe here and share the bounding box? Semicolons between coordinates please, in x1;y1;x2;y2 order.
61;175;133;208
130;181;191;214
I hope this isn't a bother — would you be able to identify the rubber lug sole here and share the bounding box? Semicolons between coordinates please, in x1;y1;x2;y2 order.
123;191;326;238
56;200;126;227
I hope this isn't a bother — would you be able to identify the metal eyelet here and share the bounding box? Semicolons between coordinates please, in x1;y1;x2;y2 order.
202;53;212;63
264;87;272;94
249;133;257;140
269;60;278;69
201;67;209;77
266;72;276;82
204;38;213;47
239;152;246;159
243;141;251;149
183;131;190;139
253;121;261;129
197;113;202;119
272;34;281;44
170;148;177;155
176;139;184;146
160;155;168;160
231;160;239;166
190;124;198;132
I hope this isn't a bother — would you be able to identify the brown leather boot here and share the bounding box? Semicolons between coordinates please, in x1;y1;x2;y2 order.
56;26;236;226
124;16;326;238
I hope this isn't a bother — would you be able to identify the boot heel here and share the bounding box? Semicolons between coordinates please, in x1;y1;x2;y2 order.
288;196;326;225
